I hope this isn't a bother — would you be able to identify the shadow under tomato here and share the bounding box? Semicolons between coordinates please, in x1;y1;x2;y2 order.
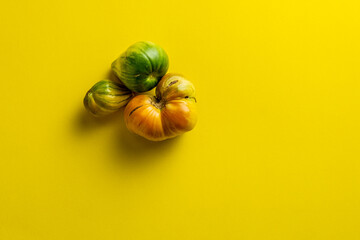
108;110;181;167
73;106;123;134
73;105;180;168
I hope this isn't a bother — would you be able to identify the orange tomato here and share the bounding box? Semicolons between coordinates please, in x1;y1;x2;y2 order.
124;73;197;141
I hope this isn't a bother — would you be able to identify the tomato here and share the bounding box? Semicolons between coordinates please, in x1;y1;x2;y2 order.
84;80;133;117
111;41;169;93
124;73;197;141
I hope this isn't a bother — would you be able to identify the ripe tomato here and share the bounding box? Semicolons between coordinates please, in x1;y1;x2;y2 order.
124;73;197;141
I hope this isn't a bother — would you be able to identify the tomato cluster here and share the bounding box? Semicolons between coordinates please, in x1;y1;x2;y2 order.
84;41;197;141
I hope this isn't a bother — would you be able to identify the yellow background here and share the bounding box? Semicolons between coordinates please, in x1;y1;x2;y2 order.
1;0;359;239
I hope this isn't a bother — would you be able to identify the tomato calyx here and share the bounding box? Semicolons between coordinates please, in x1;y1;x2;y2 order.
150;96;166;110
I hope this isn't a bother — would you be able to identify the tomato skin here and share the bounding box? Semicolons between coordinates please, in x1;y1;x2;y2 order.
124;74;197;141
111;41;169;93
84;80;133;117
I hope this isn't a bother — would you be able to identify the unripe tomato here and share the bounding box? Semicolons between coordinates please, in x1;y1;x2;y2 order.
111;41;169;93
84;80;133;117
124;74;197;141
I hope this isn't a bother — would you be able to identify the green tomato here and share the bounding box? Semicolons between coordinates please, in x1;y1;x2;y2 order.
84;80;133;117
111;41;169;92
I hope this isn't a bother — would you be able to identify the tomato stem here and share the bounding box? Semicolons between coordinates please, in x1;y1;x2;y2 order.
150;96;166;109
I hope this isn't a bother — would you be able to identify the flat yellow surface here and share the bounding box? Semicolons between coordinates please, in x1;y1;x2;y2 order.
1;0;360;239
